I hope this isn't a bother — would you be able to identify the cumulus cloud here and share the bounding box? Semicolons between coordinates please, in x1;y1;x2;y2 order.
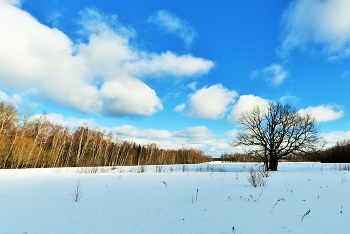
298;105;344;122
0;3;213;117
187;84;238;119
228;95;269;123
279;0;350;59
251;64;288;86
174;103;186;112
148;10;197;48
99;79;163;116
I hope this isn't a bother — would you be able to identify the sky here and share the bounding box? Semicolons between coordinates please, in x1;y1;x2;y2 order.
1;0;350;157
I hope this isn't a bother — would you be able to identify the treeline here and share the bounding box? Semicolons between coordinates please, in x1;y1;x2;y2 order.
0;101;212;169
221;140;350;163
312;140;350;163
221;152;322;163
221;153;259;162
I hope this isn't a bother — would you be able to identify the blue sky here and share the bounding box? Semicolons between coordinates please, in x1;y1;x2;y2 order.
1;0;350;157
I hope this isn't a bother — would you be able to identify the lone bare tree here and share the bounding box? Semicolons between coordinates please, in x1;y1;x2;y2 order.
231;102;324;171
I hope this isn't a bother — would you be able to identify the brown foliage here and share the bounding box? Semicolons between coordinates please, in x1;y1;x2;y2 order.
0;101;211;169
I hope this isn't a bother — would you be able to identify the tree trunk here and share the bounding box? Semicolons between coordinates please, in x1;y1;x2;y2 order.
269;157;278;171
273;158;278;171
268;153;274;171
267;152;279;171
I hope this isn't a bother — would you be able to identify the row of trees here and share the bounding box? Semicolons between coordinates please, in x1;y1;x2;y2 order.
313;140;350;163
221;153;259;163
220;152;318;163
0;101;212;169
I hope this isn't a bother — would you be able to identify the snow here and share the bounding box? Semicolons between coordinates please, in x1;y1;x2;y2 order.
0;163;349;233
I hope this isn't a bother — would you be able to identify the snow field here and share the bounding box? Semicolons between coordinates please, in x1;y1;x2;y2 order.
0;163;349;234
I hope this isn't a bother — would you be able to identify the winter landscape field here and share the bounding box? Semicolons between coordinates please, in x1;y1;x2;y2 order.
0;162;349;234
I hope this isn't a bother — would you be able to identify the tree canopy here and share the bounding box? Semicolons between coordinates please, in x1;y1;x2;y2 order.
232;102;324;171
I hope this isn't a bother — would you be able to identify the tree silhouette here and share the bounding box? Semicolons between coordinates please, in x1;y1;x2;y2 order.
232;102;324;171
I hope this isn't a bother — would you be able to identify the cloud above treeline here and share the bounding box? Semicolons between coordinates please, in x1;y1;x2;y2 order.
0;90;21;105
279;0;350;59
0;2;214;117
173;82;345;124
113;124;233;157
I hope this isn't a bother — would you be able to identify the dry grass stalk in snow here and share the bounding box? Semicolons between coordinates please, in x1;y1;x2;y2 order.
300;209;311;224
247;166;268;187
71;180;83;202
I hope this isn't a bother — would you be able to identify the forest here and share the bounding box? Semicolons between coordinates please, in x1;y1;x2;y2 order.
314;139;350;163
0;101;211;169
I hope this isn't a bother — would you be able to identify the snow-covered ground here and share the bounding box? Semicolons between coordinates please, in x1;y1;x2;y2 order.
1;163;349;234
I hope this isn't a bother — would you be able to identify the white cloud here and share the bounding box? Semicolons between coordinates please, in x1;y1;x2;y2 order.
148;10;197;48
279;95;299;104
30;113;96;129
114;125;172;140
1;0;21;6
175;126;213;140
186;81;197;91
100;79;163;116
279;0;350;59
321;131;350;147
0;90;21;104
251;64;288;86
112;124;237;157
298;105;344;122
0;4;213;117
187;84;238;119
228;95;269;123
123;51;214;79
46;11;62;28
174;103;186;112
114;125;138;137
225;129;239;139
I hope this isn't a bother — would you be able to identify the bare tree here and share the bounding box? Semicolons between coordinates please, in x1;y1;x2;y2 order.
75;123;92;166
0;101;212;168
231;102;324;171
0;101;19;136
